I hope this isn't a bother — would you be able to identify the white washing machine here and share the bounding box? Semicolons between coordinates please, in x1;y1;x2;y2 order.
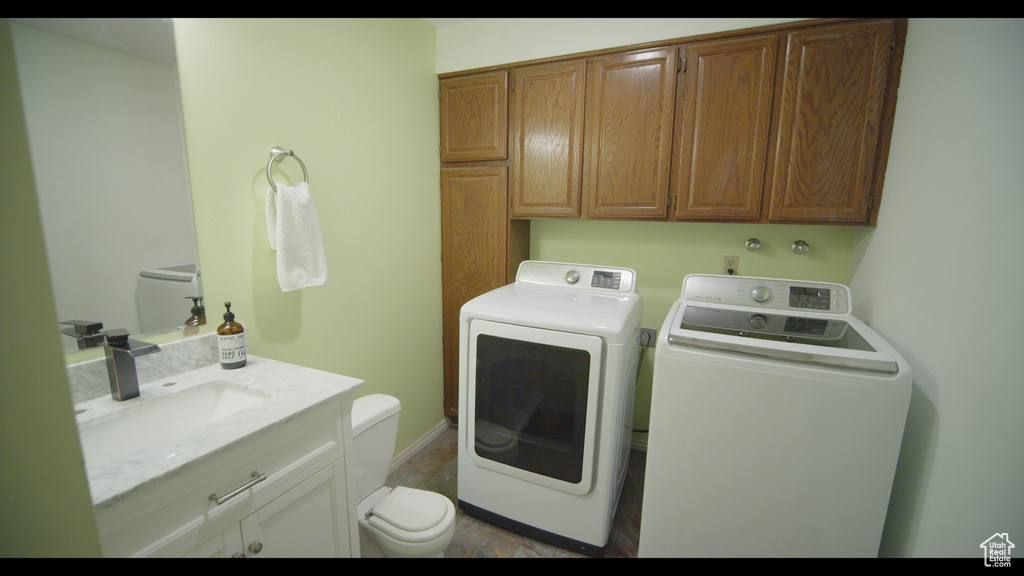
458;260;642;556
639;274;911;558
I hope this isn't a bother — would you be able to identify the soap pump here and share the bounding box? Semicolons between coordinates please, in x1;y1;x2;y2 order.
183;296;206;335
217;301;247;369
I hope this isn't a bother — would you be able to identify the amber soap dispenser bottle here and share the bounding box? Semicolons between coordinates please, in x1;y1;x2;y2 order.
217;301;247;369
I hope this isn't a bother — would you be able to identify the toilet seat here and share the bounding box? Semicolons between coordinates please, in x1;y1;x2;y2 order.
366;487;455;544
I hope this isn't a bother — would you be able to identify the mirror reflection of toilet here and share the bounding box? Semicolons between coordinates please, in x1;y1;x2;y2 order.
351;395;456;557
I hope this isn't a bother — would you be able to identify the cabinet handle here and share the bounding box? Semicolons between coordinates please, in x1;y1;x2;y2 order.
209;471;268;505
248;541;264;555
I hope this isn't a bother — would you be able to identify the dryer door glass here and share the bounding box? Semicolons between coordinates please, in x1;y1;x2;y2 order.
475;334;589;483
467;320;603;495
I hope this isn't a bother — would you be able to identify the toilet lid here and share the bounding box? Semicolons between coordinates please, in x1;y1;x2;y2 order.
370;486;446;532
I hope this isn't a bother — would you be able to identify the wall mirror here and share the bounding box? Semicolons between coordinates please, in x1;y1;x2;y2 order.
11;18;201;354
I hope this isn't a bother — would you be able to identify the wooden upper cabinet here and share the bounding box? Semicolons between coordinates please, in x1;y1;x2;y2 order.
510;59;587;217
439;71;508;162
583;48;678;219
767;19;900;224
672;34;778;221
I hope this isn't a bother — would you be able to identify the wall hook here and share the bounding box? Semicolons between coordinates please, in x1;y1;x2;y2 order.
745;238;761;252
791;240;810;254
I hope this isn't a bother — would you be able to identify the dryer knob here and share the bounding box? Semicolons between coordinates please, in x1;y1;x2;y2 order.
750;285;772;303
565;270;580;284
747;314;768;330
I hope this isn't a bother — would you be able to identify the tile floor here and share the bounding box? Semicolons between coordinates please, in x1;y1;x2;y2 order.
385;425;646;558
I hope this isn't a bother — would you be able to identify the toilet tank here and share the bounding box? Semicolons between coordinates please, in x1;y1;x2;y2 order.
351;394;402;503
137;263;202;333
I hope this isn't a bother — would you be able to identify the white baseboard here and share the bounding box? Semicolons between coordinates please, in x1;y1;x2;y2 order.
389;418;451;472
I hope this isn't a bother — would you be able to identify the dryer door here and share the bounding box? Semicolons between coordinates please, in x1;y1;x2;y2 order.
467;319;603;495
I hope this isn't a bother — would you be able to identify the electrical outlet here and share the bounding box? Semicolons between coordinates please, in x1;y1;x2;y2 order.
640;327;657;347
723;256;739;276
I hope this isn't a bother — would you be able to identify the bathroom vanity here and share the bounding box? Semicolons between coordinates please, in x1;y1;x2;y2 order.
72;351;363;557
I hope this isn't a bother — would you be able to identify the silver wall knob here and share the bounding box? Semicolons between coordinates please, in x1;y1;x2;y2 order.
745;238;761;252
791;240;810;254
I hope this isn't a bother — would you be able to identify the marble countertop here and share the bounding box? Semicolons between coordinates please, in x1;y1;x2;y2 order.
74;355;363;509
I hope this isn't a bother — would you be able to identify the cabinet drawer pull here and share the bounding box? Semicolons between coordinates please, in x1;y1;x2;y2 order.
209;471;268;505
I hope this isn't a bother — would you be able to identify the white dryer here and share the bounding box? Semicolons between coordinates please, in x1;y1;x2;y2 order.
639;274;911;558
458;260;642;556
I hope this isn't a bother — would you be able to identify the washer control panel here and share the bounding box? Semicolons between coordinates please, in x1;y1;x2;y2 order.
516;261;637;293
681;274;850;315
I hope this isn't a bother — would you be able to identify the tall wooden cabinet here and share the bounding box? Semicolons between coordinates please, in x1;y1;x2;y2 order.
439;72;529;418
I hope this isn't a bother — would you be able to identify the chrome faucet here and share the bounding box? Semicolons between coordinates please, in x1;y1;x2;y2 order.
100;329;161;401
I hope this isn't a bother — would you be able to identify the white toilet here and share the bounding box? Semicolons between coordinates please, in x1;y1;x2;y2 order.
351;394;457;558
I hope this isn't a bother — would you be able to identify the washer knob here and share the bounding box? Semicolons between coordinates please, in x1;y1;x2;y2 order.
565;270;580;284
750;285;772;303
747;314;768;329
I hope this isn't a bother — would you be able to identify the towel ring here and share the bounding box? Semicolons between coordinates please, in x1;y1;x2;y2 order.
267;146;308;189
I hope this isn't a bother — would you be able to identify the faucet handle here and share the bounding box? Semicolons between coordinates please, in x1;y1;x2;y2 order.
104;328;131;348
61;319;103;334
103;328;161;357
60;320;105;349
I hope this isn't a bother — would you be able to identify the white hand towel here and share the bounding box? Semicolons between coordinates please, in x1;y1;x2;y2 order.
265;182;328;291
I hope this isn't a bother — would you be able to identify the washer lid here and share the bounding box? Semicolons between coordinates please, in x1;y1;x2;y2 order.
369;486;446;533
667;303;900;373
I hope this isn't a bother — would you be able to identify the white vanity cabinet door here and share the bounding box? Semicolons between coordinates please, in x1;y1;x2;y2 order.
97;398;359;558
238;460;350;558
181;524;245;558
184;460;350;558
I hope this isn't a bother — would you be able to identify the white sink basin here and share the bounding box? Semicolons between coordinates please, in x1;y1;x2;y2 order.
77;380;269;468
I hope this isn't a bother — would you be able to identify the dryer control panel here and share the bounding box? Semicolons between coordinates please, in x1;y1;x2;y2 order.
516;261;637;293
681;274;850;315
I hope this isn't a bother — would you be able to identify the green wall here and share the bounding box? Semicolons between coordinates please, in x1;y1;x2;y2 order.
173;18;444;454
0;19;101;557
530;219;854;431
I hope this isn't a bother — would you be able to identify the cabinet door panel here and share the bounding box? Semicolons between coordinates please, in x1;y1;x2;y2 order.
440;72;508;162
584;48;677;219
673;35;777;221
441;166;508;417
511;60;586;217
242;462;349;558
183;525;244;558
768;19;895;223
